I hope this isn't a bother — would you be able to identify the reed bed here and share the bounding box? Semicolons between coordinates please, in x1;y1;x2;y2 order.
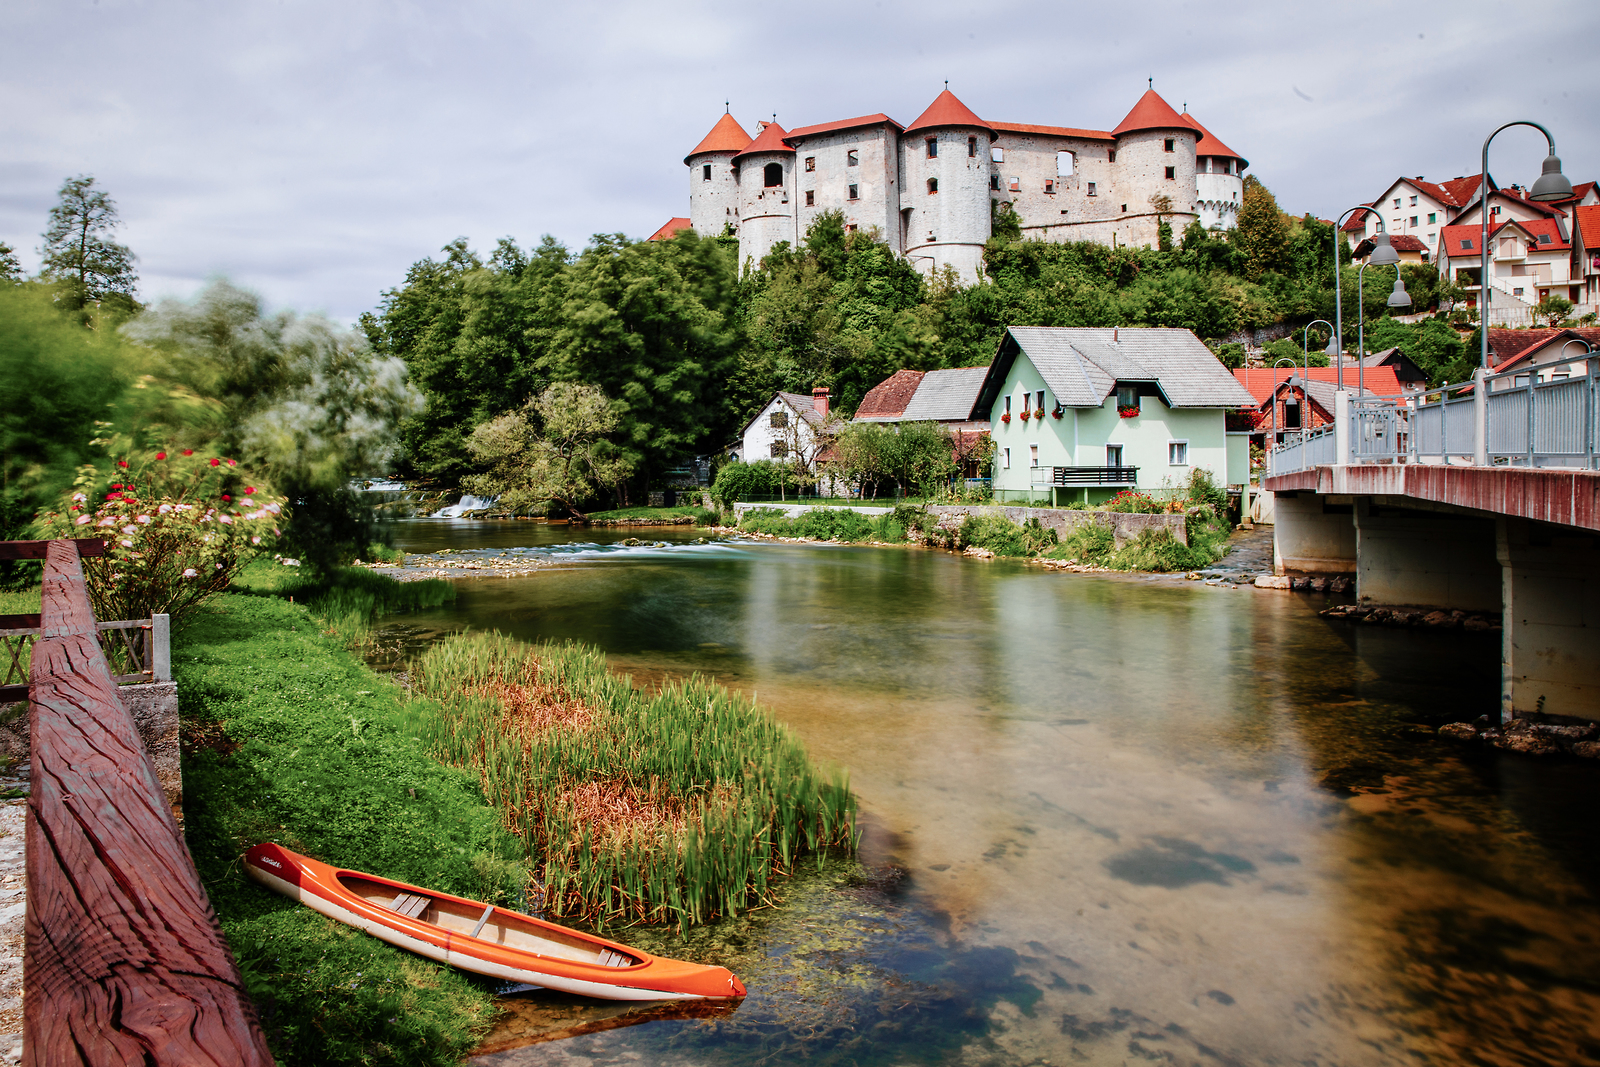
406;633;857;929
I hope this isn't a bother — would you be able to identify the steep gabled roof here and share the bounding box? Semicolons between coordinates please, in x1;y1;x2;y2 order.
1575;204;1600;250
1111;89;1198;140
684;113;752;163
785;114;904;142
988;120;1115;142
647;218;693;242
1516;216;1572;251
854;369;925;420
1342;207;1375;233
904;89;996;139
977;328;1255;416
1440;174;1484;206
901;367;990;422
1179;111;1243;165
732;120;794;163
1439;223;1488;257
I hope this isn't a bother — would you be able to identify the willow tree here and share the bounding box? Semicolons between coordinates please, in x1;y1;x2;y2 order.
463;382;632;519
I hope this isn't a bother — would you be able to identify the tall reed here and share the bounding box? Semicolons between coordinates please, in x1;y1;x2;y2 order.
406;633;857;929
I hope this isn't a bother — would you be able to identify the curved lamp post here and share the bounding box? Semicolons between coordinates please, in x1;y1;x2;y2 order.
1478;122;1572;370
1333;208;1401;392
1356;258;1413;396
1301;319;1336;445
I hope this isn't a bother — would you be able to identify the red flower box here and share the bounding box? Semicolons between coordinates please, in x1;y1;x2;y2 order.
1000;413;1011;424
1019;410;1031;421
1117;405;1140;419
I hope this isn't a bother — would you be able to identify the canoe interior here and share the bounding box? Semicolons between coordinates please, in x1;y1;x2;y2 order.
335;873;639;967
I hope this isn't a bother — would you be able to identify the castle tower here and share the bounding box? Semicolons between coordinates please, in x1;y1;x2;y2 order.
900;89;996;282
1179;110;1247;232
731;120;796;269
1110;88;1199;248
685;111;751;239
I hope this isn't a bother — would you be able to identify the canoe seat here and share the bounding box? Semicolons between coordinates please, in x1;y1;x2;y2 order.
389;892;431;919
596;948;633;968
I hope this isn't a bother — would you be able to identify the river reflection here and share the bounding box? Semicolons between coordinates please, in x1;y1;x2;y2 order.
379;520;1600;1066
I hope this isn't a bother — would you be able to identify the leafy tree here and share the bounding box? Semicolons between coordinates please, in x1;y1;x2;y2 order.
463;383;632;518
0;241;21;284
990;199;1022;242
1536;294;1574;328
1234;175;1290;281
1213;342;1246;369
1363;318;1471;384
39;175;138;310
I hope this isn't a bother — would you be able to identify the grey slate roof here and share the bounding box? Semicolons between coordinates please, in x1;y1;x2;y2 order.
777;391;827;427
899;366;989;421
1002;327;1258;409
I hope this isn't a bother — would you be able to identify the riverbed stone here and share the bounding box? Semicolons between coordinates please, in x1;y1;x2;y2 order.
1254;575;1290;589
1573;742;1600;759
1439;723;1480;741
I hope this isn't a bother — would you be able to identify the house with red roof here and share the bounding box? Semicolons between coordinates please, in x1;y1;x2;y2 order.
1439;216;1576;321
670;84;1248;281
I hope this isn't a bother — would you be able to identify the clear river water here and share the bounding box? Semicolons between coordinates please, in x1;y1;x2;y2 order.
373;520;1600;1067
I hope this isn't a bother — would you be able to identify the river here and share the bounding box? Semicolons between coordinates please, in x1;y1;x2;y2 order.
374;520;1600;1067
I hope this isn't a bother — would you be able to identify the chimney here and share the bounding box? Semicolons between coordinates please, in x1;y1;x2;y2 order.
812;387;830;417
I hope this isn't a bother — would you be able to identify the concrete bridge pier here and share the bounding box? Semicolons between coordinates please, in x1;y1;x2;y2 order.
1352;502;1500;612
1499;517;1600;722
1271;492;1355;575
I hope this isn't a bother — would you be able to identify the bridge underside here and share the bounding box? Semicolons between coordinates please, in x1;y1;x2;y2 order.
1264;465;1600;722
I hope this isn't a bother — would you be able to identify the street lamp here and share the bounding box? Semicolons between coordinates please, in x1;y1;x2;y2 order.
1269;356;1302;456
1332;208;1400;392
1356;256;1412;397
1478;122;1572;371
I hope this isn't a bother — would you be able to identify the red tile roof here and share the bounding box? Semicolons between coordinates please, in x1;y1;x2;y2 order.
855;369;926;418
1515;216;1571;251
1439;174;1483;206
1575;204;1600;251
685;113;751;163
1179;112;1244;165
1232;366;1405;404
1487;328;1600;370
988;120;1114;142
1439;224;1484;257
904;89;995;137
1341;207;1375;232
785;114;904;141
647;218;692;242
731;120;794;163
1443;218;1570;258
1111;89;1195;139
1390;234;1428;252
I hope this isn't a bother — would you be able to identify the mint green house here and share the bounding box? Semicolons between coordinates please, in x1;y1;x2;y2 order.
975;327;1257;504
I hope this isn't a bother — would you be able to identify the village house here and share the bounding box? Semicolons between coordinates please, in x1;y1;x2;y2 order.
1233;365;1407;452
1482;327;1600;388
974;327;1256;505
732;388;832;468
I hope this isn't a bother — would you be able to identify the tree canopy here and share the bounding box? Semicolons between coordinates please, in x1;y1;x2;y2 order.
39;175;139;310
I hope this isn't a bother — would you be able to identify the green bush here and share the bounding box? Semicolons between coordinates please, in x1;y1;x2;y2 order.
712;460;796;509
1111;529;1204;571
956;514;1057;557
1052;522;1114;565
737;506;881;542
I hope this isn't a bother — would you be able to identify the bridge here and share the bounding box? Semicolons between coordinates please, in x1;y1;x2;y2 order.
1263;355;1600;722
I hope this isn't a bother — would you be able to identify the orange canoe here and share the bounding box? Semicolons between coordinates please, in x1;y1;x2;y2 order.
243;843;746;1001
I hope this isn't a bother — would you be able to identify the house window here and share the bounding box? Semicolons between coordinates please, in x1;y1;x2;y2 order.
702;164;712;181
848;184;859;200
1427;233;1435;244
1106;444;1123;468
927;178;938;194
1538;234;1553;244
1428;212;1437;223
992;146;1004;163
1168;440;1189;465
805;190;815;207
1164;138;1175;152
1004;396;1012;415
1002;447;1011;469
968;136;977;157
770;441;788;458
1045;179;1056;194
763;162;783;187
1461;238;1473;249
1283;397;1301;429
926;138;938;158
1108;150;1116;163
1513;287;1525;297
769;411;789;428
1116;385;1138;409
1030;445;1039;467
1087;181;1097;196
1492;206;1500;217
991;175;1000;190
847;149;858;167
1393;198;1402;209
1036;390;1045;411
1165;167;1175;180
1009;176;1020;191
1021;392;1031;414
1057;151;1074;176
1121;204;1128;212
804;156;815;172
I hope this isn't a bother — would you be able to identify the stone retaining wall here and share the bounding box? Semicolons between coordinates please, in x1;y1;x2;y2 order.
926;506;1187;548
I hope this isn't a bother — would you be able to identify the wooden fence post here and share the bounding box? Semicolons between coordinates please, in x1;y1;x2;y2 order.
24;540;272;1066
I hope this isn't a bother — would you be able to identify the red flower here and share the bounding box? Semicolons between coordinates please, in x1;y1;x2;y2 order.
105;493;122;500
209;458;220;467
1000;413;1012;424
221;495;231;502
155;452;167;460
227;459;237;467
182;449;194;456
111;483;123;490
244;487;256;494
116;460;129;468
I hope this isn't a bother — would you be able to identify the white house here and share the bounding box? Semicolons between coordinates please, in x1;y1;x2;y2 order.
733;388;832;468
976;327;1256;505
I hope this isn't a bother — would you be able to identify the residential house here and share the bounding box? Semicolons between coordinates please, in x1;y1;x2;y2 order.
976;327;1257;504
1352;233;1430;263
1483;327;1600;371
1439;216;1574;318
1233;365;1406;449
734;389;832;467
1332;349;1428;391
1483;328;1600;388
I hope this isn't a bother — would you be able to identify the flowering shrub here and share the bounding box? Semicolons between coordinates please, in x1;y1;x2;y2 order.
1117;405;1141;419
34;449;284;624
1103;489;1164;514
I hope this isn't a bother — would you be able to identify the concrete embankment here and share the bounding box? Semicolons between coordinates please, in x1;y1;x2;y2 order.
731;502;1187;548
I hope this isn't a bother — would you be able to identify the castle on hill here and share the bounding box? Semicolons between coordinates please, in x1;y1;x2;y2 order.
660;85;1249;281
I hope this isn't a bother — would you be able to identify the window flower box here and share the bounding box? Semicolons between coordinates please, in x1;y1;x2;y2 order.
1000;412;1011;424
1019;410;1031;421
1117;405;1140;419
1051;407;1064;420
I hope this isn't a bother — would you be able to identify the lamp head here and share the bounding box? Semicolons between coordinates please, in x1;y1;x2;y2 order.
1369;231;1401;266
1388;272;1413;308
1324;334;1341;356
1528;152;1574;202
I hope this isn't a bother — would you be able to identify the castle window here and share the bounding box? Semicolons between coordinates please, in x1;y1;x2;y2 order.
763;162;783;188
1087;182;1097;196
968;136;977;157
926;138;938;158
1165;166;1175;180
847;149;858;167
991;174;1000;190
992;146;1004;163
1009;176;1020;191
927;178;938;194
805;190;815;207
1164;138;1175;152
1045;179;1056;194
702;164;711;181
1121;204;1127;212
848;184;859;200
804;156;815;172
1108;150;1116;163
1056;151;1074;176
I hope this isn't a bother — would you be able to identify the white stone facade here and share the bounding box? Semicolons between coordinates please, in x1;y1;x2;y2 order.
680;89;1248;282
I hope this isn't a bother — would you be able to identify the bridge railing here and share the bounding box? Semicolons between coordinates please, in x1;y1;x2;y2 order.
1267;356;1600;474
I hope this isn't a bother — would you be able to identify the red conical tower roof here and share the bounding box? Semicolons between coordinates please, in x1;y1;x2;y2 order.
1179;111;1243;166
684;112;752;164
904;88;995;139
1112;89;1200;140
732;120;794;163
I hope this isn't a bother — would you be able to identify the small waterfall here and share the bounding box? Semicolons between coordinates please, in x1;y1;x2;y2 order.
434;494;498;518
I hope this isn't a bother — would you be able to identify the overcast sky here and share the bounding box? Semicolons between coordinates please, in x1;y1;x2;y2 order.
3;0;1595;325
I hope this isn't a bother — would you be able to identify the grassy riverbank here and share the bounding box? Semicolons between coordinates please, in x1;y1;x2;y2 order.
408;633;858;930
584;504;718;525
178;576;520;1066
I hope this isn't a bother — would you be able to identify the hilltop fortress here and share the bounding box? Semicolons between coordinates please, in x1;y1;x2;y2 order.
668;85;1248;281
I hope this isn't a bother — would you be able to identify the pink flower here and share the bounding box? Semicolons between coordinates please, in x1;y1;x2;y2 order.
75;515;92;526
121;525;138;535
251;535;261;544
182;568;198;578
136;515;152;524
119;539;133;547
244;487;255;495
158;503;173;514
155;452;167;460
218;514;234;525
71;493;86;503
226;459;237;467
97;517;117;528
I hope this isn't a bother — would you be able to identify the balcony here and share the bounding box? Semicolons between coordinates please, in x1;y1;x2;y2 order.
1031;466;1139;487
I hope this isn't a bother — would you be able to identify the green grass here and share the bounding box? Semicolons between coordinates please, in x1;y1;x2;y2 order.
405;632;857;930
178;591;518;1066
0;589;40;614
737;506;906;543
585;505;718;524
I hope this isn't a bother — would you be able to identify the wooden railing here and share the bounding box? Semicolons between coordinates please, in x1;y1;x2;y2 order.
4;539;272;1066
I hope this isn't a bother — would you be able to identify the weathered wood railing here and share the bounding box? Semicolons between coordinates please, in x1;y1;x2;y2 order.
6;539;272;1066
